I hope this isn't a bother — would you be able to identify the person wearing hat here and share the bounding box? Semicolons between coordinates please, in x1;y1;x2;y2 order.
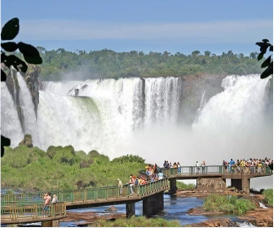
117;179;123;196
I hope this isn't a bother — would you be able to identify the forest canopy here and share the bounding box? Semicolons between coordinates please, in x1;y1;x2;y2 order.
14;48;263;81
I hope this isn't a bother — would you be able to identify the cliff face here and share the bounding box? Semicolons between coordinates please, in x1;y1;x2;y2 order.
23;65;41;113
6;65;41;113
181;74;225;125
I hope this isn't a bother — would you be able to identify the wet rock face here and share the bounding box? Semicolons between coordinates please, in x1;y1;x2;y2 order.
19;134;33;148
181;74;225;124
23;65;41;113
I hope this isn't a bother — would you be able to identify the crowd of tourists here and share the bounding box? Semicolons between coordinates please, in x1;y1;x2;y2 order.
117;163;165;195
117;157;273;196
223;157;273;174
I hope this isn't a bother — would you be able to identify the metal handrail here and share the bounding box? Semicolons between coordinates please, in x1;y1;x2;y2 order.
1;179;169;207
161;165;272;177
2;165;271;208
1;202;66;221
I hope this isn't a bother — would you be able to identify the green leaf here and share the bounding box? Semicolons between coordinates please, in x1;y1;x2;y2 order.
1;69;7;81
262;39;269;43
270;46;273;52
1;42;18;52
1;18;20;40
257;52;264;61
4;55;28;73
1;135;11;157
18;42;42;64
261;56;272;68
261;64;273;79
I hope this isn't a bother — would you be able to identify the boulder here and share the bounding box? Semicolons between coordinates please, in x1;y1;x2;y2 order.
105;206;118;212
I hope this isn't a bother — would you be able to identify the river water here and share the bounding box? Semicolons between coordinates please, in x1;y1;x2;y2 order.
60;195;242;227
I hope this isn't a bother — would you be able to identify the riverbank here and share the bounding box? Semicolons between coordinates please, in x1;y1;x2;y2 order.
60;189;272;227
187;207;273;227
61;211;126;226
179;189;273;227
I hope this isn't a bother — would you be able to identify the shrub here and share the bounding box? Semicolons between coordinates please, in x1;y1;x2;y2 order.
262;189;273;206
203;194;255;215
111;154;145;164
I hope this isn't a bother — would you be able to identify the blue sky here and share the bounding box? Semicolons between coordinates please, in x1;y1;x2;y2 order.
1;0;273;55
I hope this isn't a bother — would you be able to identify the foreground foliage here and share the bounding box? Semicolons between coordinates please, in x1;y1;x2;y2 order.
89;216;181;227
262;189;273;206
1;144;146;191
203;194;256;215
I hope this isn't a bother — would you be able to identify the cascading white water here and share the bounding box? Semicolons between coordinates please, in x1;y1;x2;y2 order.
17;73;38;141
36;91;104;152
1;83;24;147
2;74;272;189
34;77;183;158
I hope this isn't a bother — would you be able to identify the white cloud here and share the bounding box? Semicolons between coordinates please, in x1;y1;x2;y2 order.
19;19;272;43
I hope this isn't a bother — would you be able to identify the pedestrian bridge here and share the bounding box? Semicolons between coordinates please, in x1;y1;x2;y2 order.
1;165;272;226
1;179;169;226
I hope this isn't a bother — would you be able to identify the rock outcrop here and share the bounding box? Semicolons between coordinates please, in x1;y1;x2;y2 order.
181;73;225;124
19;134;33;148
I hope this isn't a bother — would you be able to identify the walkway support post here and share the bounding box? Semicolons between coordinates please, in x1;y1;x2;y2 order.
126;202;135;218
143;192;164;216
231;177;250;195
169;179;177;194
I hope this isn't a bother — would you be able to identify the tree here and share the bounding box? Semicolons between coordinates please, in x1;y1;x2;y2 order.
256;39;273;79
1;18;42;156
191;50;200;58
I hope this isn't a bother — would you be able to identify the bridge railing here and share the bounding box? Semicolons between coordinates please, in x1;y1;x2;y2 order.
161;165;272;177
223;165;273;175
162;165;223;177
1;179;169;207
1;202;66;221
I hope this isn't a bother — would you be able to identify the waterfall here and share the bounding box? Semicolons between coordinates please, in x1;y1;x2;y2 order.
259;202;267;208
34;77;183;158
191;74;271;163
17;73;37;139
2;74;272;185
1;83;24;147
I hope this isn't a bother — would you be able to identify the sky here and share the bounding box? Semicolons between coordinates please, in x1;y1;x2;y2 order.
1;0;273;55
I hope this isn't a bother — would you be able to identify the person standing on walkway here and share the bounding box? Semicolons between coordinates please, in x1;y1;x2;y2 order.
195;161;200;174
117;178;123;196
128;175;135;194
201;160;206;174
43;192;51;217
52;194;58;203
177;162;181;174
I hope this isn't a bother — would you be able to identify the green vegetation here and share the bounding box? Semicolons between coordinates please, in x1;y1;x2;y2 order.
89;216;180;227
176;181;195;190
22;48;264;81
203;194;256;215
262;189;273;206
1;143;146;191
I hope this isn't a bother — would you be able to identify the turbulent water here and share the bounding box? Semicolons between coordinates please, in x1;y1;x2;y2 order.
1;74;272;187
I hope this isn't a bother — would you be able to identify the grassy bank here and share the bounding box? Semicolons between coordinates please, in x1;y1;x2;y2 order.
176;181;195;190
89;216;180;227
203;194;256;215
